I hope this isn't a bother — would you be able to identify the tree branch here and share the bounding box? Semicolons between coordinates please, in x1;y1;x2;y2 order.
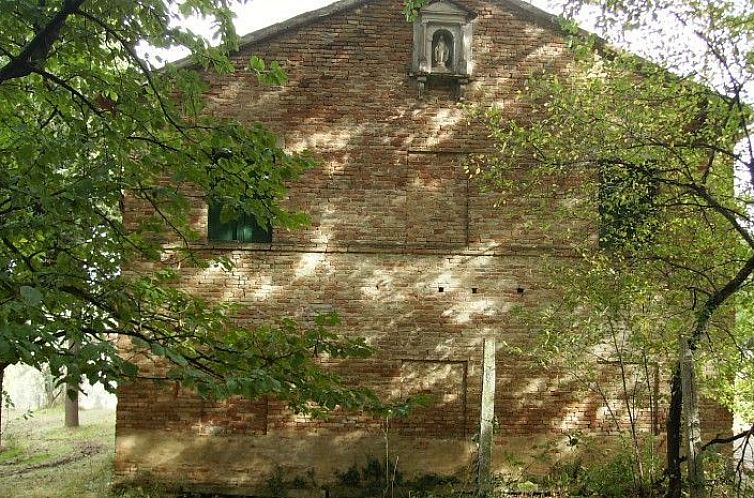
0;0;87;83
701;424;754;452
690;252;754;349
72;8;190;137
34;68;104;117
676;424;754;465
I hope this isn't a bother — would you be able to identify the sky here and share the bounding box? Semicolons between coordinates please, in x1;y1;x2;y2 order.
223;0;563;34
216;0;563;36
233;0;337;35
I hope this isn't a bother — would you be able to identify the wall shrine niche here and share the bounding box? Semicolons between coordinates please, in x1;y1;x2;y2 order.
411;0;476;99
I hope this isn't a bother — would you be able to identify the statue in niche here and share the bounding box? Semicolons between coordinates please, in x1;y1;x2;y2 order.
432;31;453;73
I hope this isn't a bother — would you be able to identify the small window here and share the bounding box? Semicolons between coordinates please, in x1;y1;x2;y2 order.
207;202;272;243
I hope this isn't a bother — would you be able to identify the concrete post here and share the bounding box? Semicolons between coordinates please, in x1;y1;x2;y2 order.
478;337;496;496
680;336;706;498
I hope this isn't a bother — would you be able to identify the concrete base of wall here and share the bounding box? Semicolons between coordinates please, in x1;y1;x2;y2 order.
115;429;478;495
115;428;599;496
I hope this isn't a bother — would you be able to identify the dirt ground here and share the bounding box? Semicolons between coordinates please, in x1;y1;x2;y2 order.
0;406;117;498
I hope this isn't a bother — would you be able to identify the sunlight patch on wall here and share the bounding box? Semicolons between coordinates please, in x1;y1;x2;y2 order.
522;378;547;395
287;123;366;151
431;270;460;290
422;108;464;147
359;270;398;300
294;252;325;278
327;155;350;176
313;205;337;244
251;275;275;300
442;298;506;325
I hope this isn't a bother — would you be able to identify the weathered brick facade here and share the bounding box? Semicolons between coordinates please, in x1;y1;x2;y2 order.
115;0;731;494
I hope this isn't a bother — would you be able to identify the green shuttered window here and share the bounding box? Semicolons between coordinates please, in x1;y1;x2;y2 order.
207;202;272;243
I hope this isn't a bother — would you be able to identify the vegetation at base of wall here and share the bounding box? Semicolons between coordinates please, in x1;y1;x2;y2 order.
534;436;662;497
254;446;751;498
254;457;465;498
535;447;753;498
333;456;405;496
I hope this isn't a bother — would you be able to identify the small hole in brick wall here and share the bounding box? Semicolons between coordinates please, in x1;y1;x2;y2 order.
438;287;444;293
471;288;478;294
517;287;525;294
376;285;379;290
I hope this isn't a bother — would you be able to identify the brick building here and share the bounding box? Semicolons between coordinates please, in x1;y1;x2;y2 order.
114;0;730;494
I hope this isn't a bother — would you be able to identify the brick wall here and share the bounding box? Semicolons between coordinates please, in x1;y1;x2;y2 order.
115;0;732;492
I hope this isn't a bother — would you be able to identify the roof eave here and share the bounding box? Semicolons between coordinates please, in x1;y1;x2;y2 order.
171;0;372;70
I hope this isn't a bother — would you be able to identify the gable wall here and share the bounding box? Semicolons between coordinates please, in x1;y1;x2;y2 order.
115;1;730;493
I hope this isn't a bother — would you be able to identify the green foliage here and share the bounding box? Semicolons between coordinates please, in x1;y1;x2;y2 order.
0;1;378;415
335;457;404;497
112;473;175;498
262;466;291;498
502;254;673;496
407;474;460;496
472;0;754;400
337;464;362;487
335;457;461;497
715;285;754;420
542;436;662;498
598;160;659;249
473;0;754;492
248;55;288;86
402;0;428;21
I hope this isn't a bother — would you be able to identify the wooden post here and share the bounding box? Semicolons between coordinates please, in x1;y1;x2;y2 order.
478;337;496;497
680;337;706;498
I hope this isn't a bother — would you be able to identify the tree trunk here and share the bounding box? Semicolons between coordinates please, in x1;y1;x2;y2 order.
65;340;80;428
0;362;7;450
64;385;79;428
680;337;706;498
666;366;682;498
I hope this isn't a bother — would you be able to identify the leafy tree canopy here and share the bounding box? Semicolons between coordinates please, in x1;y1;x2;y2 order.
471;1;754;495
0;0;383;414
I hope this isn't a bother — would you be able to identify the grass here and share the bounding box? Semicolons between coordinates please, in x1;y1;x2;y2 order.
0;406;121;498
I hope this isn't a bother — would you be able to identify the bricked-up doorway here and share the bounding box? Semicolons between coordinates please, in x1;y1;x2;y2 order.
393;360;468;438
